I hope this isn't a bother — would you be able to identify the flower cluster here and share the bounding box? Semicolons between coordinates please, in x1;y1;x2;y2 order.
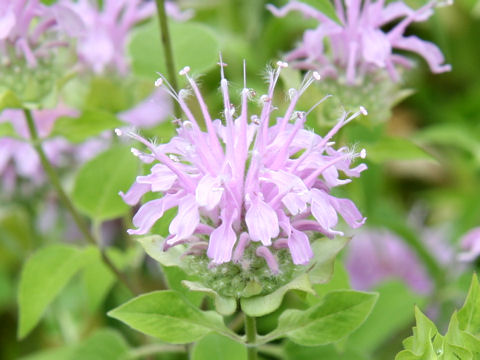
267;0;451;84
120;60;367;274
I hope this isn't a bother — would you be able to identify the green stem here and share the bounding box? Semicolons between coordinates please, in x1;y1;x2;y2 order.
155;0;181;118
245;314;258;360
23;109;138;296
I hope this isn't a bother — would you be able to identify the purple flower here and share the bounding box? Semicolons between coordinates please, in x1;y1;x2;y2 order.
120;60;367;272
62;0;192;75
267;0;451;84
458;227;480;262
0;0;77;68
0;106;77;191
345;228;433;294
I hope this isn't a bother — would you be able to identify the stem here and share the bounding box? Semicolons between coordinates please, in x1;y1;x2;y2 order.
155;0;181;118
245;314;258;360
23;109;138;296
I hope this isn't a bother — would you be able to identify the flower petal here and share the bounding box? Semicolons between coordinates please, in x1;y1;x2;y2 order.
169;194;199;240
119;182;150;205
207;210;237;264
245;198;279;245
288;228;313;265
195;174;223;210
329;196;366;229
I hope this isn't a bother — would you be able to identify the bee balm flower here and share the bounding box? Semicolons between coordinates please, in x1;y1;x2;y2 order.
267;0;451;84
120;60;367;274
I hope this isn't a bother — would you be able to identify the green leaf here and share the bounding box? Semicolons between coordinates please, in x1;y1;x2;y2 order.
83;248;131;311
18;244;90;339
0;89;22;111
458;273;480;335
0;122;18;138
69;329;129;360
285;341;369;360
50;109;123;144
262;290;378;346
307;237;348;284
163;266;205;308
19;328;128;360
192;333;247;360
240;274;315;317
396;307;439;359
300;0;342;24
108;290;238;344
136;235;185;268
72;145;138;221
182;280;236;316
307;261;350;302
348;281;426;354
363;137;437;163
130;21;220;78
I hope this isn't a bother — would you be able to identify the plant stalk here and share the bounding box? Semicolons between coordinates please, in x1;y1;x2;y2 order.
23;108;138;296
245;314;258;360
155;0;181;118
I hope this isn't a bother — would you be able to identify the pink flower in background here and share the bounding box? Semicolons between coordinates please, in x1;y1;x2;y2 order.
0;0;80;67
345;228;433;294
458;227;480;262
120;60;367;271
267;0;451;84
0;107;76;191
63;0;192;75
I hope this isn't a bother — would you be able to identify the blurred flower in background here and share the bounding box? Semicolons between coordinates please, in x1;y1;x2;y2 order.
267;0;451;85
345;228;434;294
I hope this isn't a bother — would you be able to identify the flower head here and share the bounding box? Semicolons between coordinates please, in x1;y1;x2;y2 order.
458;227;480;262
121;59;367;277
267;0;451;84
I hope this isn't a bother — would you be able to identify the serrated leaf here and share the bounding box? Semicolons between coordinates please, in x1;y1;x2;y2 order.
108;290;238;344
50;109;123;144
458;273;480;335
130;21;219;78
136;235;185;267
364;137;437;163
182;280;236;316
72;145;138;221
262;290;377;346
17;244;91;339
192;333;247;360
240;274;315;317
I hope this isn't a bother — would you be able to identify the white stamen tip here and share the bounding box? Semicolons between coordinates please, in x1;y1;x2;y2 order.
154;78;163;87
360;149;367;159
360;106;368;115
313;71;321;81
260;95;270;103
131;148;141;157
179;66;190;75
276;61;288;68
115;128;122;136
